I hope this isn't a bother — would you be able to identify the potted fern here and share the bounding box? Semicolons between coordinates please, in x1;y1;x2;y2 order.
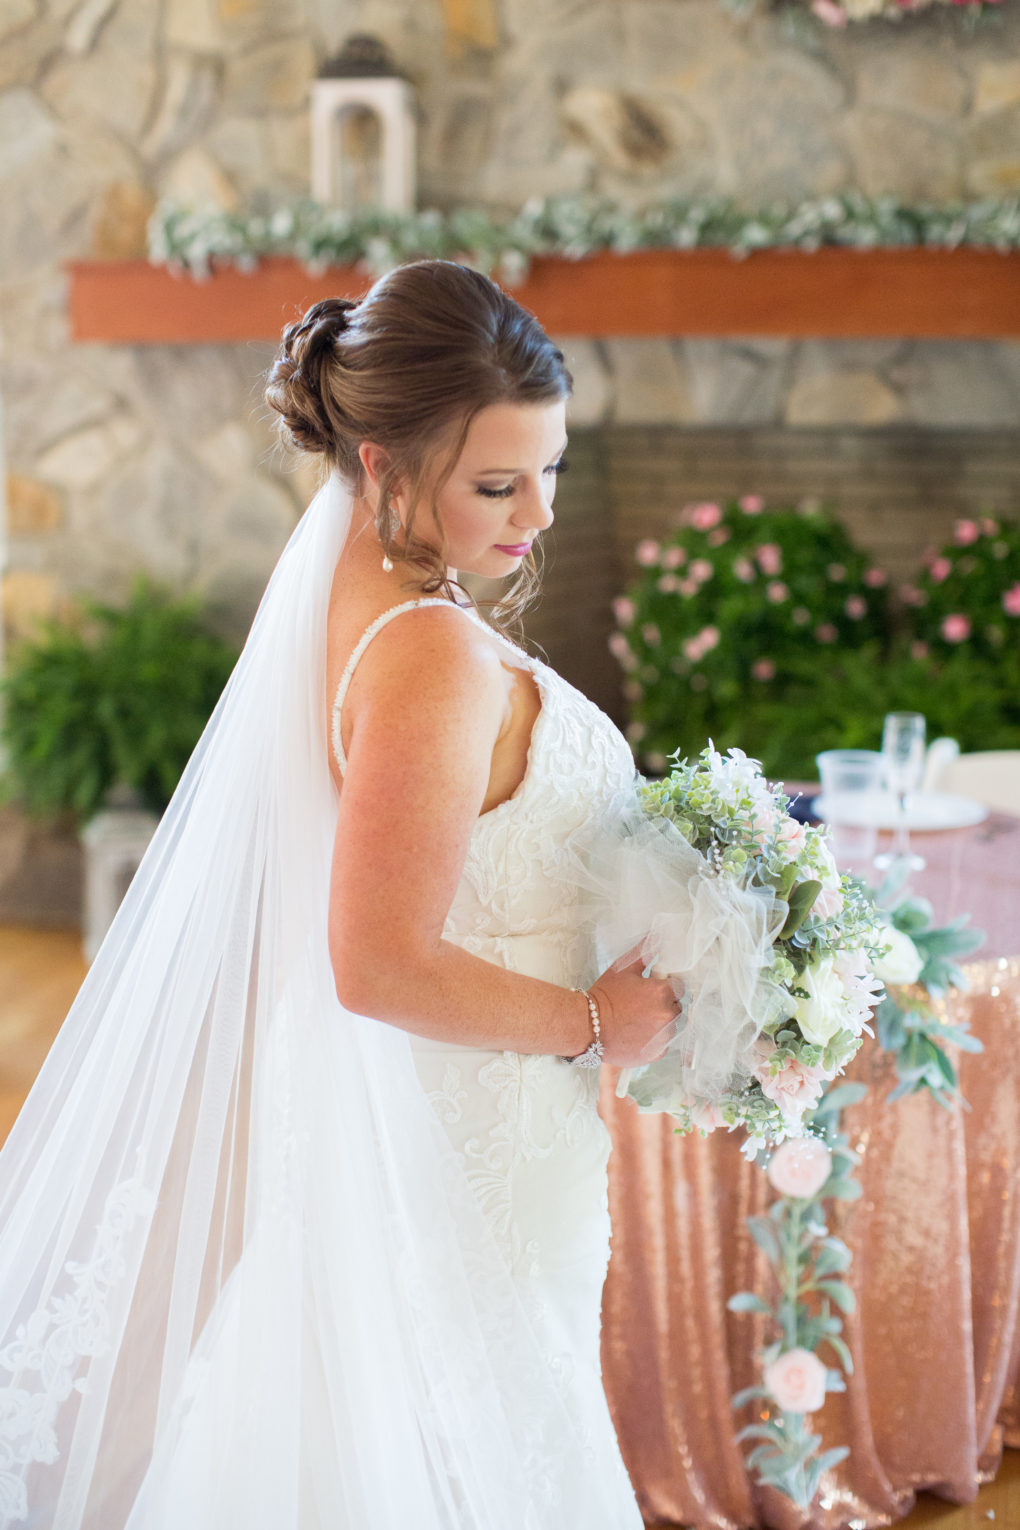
0;579;238;954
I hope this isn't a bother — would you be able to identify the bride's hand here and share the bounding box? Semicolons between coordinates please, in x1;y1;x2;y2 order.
590;954;682;1068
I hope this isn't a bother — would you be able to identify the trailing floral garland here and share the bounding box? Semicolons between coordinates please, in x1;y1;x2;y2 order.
729;871;984;1505
148;191;1020;281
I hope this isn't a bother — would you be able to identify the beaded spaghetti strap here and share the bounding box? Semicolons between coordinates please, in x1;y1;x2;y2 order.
330;598;455;775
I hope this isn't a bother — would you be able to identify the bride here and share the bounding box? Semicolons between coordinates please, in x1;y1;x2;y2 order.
0;259;676;1528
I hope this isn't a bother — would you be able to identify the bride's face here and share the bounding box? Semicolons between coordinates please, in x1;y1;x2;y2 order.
426;399;568;579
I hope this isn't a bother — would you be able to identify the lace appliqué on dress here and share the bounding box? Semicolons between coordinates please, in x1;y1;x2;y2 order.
0;1171;155;1522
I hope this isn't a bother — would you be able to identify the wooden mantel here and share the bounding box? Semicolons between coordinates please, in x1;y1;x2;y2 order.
69;248;1020;344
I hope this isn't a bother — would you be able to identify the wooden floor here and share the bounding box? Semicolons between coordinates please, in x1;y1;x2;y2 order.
1;923;1017;1530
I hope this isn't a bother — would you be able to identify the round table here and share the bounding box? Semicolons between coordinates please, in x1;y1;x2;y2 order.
600;807;1020;1528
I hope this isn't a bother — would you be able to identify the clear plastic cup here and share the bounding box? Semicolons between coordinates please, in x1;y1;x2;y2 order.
815;749;887;868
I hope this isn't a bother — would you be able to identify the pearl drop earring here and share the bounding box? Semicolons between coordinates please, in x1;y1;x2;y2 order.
382;554;394;573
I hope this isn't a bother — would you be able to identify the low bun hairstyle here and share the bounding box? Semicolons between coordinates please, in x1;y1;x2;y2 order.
265;260;572;627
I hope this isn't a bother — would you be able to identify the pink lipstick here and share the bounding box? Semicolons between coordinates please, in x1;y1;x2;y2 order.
494;541;533;556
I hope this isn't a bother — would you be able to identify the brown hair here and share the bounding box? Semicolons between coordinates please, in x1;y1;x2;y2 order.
265;260;572;629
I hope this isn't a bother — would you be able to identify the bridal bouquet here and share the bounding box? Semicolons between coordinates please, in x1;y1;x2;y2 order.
611;746;886;1152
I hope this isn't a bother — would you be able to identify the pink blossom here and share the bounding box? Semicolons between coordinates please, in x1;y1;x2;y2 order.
756;1054;827;1119
733;557;756;584
641;623;661;647
954;519;980;546
792;606;810;626
910;640;930;660
689;501;723;530
812;886;844;920
928;557;952;584
707;526;730;547
864;568;887;588
814;623;838;644
766;580;789;604
688;1100;727;1133
612;596;635;628
662;545;687;569
608;632;635;667
657;574;680;594
810;0;848;25
636;539;660;566
689;558;714;583
827;563;846;582
845;595;867;620
678;578;699;598
765;1348;828;1415
767;1137;833;1200
981;518;1000;537
941;613;971;643
752;658;776;681
899;584;927;608
739;494;765;514
699;625;720;653
755;543;783;577
1003;584;1020;618
683;636;705;662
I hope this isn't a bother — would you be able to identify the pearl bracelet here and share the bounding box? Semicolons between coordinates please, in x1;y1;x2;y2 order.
568;987;604;1069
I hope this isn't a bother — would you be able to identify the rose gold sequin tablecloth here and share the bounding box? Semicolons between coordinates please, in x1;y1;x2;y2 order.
600;808;1020;1529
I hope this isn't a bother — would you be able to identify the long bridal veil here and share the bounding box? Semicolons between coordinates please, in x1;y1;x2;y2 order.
0;476;610;1530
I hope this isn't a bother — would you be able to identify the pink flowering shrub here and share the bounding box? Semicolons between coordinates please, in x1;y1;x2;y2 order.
610;498;888;778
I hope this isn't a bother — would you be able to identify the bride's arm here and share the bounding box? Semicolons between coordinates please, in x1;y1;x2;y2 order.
327;608;673;1062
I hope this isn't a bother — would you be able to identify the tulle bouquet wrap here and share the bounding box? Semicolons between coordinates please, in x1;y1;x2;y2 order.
592;747;885;1150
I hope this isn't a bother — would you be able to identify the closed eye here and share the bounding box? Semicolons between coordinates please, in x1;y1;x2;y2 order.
475;459;569;500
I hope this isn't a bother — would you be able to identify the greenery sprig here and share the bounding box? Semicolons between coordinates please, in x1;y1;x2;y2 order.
148;191;1020;280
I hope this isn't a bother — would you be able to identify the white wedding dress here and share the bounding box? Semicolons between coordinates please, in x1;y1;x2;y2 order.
331;599;644;1526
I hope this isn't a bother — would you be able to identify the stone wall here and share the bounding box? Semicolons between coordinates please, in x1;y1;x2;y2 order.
2;0;1020;649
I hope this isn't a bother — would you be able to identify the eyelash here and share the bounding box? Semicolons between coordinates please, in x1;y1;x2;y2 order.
476;459;570;500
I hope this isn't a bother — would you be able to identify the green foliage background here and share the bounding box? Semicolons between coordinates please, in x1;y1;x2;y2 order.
1;580;239;822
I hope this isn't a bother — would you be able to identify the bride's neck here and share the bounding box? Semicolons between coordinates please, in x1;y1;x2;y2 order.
341;494;457;594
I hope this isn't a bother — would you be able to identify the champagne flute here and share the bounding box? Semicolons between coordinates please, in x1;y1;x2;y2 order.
874;711;926;872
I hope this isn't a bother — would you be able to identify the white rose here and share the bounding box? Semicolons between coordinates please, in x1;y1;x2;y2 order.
764;1348;828;1415
873;926;924;987
794;955;846;1046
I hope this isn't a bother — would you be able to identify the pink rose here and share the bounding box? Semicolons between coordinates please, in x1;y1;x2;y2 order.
928;557;952;584
767;1137;833;1200
954;519;979;546
690;502;722;530
662;545;687;569
689;1100;727;1133
1002;584;1020;618
811;886;844;920
827;563;846;582
755;544;783;577
739;494;765;514
864;568;887;588
778;817;806;851
899;584;927;608
757;1055;827;1121
814;623;838;644
981;518;999;537
608;632;636;669
844;595;866;620
766;581;789;604
752;658;776;681
657;574;679;594
636;539;660;566
612;596;635;628
641;623;661;647
699;625;720;653
683;635;704;662
689;558;714;583
678;578;699;598
792;606;810;626
941;613;971;643
910;640;929;660
707;527;730;547
764;1348;828;1415
733;557;756;584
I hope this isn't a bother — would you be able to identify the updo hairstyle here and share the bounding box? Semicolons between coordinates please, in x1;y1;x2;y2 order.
265;260;572;626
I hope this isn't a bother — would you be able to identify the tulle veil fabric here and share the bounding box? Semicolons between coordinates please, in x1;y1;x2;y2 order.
0;476;615;1530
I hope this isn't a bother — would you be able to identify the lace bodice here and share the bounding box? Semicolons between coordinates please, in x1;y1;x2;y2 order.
330;599;636;987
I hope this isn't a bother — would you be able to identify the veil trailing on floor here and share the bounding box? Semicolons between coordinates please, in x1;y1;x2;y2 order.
0;476;613;1530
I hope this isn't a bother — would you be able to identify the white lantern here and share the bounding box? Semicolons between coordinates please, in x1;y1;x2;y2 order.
311;36;416;213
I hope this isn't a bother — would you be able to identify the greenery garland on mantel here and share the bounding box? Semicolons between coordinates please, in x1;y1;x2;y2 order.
149;192;1020;282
